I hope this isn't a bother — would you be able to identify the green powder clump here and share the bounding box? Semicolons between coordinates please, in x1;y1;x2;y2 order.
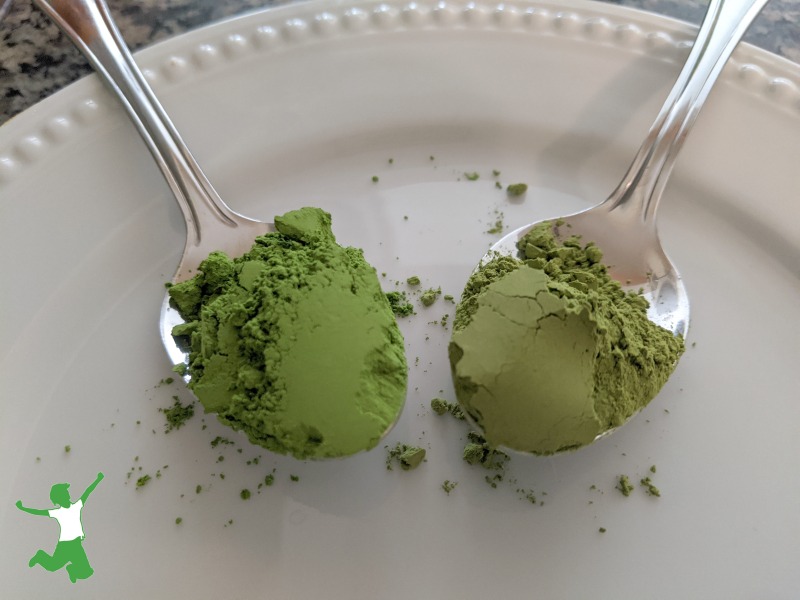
386;291;415;317
462;431;509;472
385;443;426;471
616;475;634;497
442;480;458;494
168;207;408;460
449;221;684;455
640;476;661;497
419;287;441;307
430;398;465;420
160;396;195;432
506;183;528;197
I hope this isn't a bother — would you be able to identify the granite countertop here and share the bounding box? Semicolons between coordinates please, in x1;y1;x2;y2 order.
0;0;798;126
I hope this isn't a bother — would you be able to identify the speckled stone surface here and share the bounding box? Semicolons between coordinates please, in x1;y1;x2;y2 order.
0;0;798;125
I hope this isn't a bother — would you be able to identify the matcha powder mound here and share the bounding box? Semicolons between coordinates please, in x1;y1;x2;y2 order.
168;207;408;459
448;221;684;455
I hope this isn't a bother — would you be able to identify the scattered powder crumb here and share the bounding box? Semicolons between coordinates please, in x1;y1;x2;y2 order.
406;275;421;286
430;398;465;420
240;489;251;500
158;377;175;386
210;436;234;448
386;291;415;317
506;183;528;197
484;474;502;488
442;480;458;495
136;475;151;489
464;171;480;181
385;443;426;471
290;475;299;482
616;475;634;497
444;294;455;303
264;473;275;487
599;527;607;533
160;396;195;432
371;175;379;183
175;517;183;525
195;485;202;494
650;465;657;474
640;476;661;497
64;445;71;454
485;211;504;234
463;432;509;472
492;169;501;177
419;287;442;307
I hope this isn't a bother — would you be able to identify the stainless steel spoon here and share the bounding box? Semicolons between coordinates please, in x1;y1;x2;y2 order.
33;0;273;368
472;0;768;445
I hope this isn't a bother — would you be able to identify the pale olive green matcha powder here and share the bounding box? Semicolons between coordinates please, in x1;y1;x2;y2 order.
168;208;407;459
449;222;684;455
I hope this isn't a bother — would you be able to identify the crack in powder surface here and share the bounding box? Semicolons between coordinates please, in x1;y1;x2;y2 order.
448;221;684;455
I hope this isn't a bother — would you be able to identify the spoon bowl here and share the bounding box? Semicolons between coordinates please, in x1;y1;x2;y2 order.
467;0;769;451
35;0;405;457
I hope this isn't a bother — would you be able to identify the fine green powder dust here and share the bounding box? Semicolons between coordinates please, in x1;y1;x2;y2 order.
448;221;684;455
168;207;408;460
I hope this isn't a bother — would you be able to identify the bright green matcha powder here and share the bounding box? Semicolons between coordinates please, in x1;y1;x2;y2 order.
449;221;684;455
168;207;407;459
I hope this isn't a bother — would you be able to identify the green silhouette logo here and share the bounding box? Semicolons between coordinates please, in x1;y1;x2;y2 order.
16;472;104;583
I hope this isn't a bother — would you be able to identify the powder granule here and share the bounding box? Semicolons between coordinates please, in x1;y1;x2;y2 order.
169;207;407;459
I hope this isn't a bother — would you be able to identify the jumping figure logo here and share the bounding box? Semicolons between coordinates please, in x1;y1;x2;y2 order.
15;472;104;583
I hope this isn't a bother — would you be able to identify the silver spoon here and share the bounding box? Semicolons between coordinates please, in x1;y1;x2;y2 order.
470;0;768;446
33;0;273;366
35;0;409;458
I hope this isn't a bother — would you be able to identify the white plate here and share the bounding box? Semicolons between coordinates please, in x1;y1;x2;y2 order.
2;1;799;597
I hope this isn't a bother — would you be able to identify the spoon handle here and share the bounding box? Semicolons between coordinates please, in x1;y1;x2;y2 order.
32;0;242;245
605;0;769;225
